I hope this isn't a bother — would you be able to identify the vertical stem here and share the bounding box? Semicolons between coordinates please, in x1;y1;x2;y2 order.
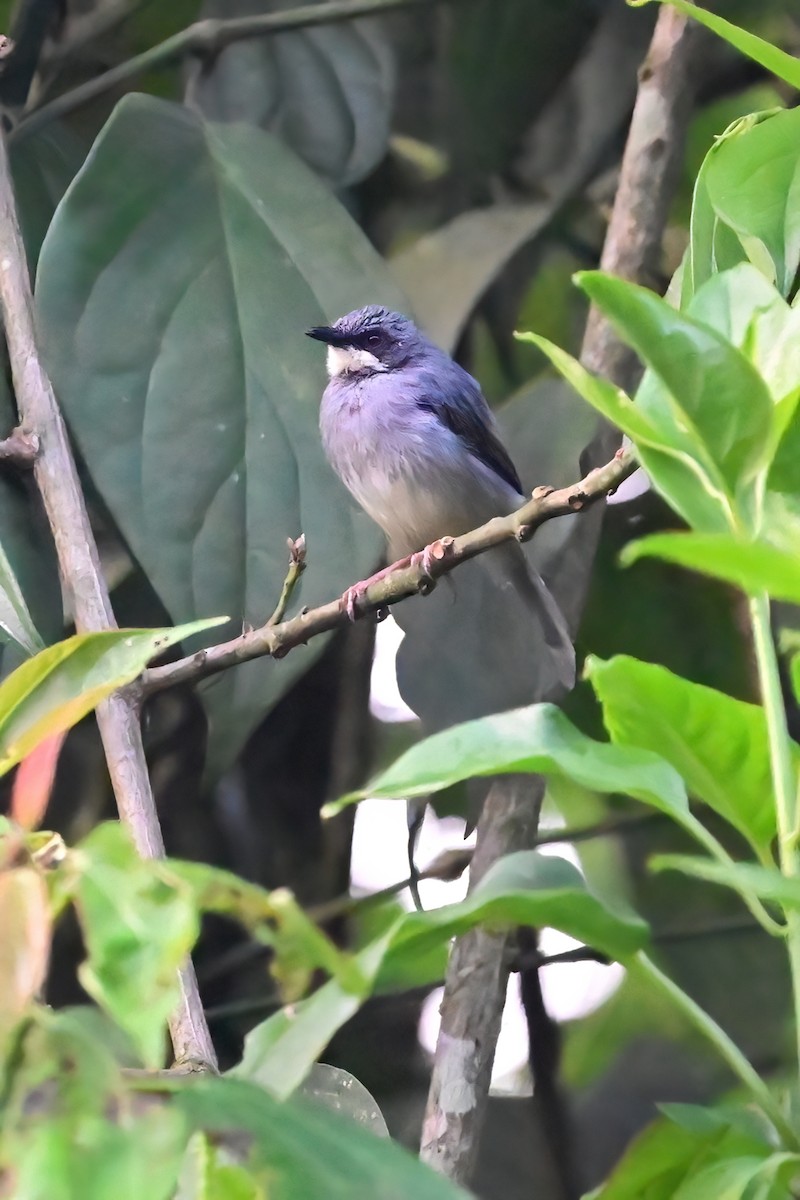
420;775;545;1183
749;593;800;1083
0;129;216;1070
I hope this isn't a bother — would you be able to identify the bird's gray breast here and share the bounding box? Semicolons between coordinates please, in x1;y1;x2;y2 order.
320;374;519;556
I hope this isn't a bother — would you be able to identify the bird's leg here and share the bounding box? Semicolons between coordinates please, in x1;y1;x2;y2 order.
340;554;414;621
340;538;455;620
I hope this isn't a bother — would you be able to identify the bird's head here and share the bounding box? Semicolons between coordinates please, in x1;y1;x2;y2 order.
306;306;421;378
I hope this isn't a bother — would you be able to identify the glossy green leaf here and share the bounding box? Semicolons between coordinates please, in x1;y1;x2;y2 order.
71;823;200;1067
576;271;775;492
586;654;781;853
651;856;800;912
587;1107;776;1200
378;850;649;987
238;848;647;1097
35;94;402;771
639;1;800;90
686;264;800;407
171;1076;471;1200
327;702;689;821
0;535;45;658
622;532;800;604
520;332;733;533
0;617;224;775
187;0;394;186
672;1155;799;1200
702;106;800;297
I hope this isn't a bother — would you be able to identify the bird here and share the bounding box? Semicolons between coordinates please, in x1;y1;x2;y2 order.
307;305;575;721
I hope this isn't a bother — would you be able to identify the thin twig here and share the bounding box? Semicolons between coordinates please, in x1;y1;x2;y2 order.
0;128;216;1071
0;425;38;465
12;0;465;143
267;536;306;627
141;448;636;697
419;7;704;1186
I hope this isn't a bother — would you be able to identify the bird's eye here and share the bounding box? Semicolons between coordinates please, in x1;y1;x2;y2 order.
367;334;382;347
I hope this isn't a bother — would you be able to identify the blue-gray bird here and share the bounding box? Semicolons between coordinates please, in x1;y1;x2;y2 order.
308;305;575;722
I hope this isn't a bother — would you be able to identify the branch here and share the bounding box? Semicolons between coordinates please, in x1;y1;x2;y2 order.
0;425;38;466
12;0;464;143
419;6;705;1186
0;128;216;1071
267;536;306;627
141;448;635;697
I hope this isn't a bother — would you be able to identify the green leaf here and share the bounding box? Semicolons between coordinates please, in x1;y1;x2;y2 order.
237;849;648;1097
622;532;800;604
702;106;800;297
651;856;800;913
0;373;61;665
187;0;394;186
586;654;781;853
641;1;800;91
0;618;224;774
575;271;775;494
170;1075;472;1200
686;264;800;407
175;1132;260;1200
71;823;200;1067
520;332;733;533
0;534;46;657
234;923;398;1100
377;850;649;987
587;1107;777;1200
326;702;689;822
5;1008;188;1200
162;858;366;999
35;93;402;772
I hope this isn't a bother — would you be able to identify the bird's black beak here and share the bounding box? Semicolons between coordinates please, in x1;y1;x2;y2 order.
306;325;339;345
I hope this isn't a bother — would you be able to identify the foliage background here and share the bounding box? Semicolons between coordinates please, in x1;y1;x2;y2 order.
0;1;799;1196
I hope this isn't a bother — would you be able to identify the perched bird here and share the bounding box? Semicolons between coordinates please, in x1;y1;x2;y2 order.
308;305;575;722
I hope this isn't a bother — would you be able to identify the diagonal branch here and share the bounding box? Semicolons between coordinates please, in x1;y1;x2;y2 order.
141;448;636;697
12;0;469;142
0;126;216;1071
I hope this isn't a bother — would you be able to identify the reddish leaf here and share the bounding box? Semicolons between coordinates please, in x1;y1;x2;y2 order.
10;731;66;830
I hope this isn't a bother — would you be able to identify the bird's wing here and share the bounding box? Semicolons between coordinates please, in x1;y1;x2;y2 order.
415;363;523;496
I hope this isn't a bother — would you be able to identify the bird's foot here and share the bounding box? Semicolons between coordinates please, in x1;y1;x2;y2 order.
410;537;454;592
340;555;414;622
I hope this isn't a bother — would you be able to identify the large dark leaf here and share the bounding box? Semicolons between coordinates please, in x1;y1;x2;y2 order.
186;0;394;186
35;95;404;769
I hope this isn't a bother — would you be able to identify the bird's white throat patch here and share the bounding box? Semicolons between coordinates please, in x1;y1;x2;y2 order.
326;345;386;377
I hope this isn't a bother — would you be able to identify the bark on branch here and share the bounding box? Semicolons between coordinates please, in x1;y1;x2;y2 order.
0;129;216;1071
141;449;635;697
